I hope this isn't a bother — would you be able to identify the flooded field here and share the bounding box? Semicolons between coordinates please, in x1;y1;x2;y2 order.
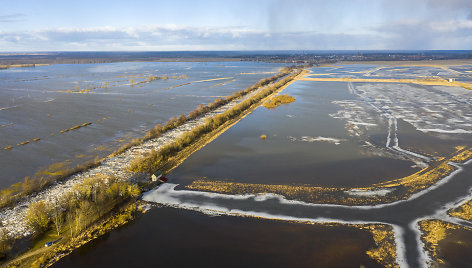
170;80;419;190
171;64;472;205
5;62;472;267
53;206;385;268
140;63;472;267
435;226;472;267
0;61;284;187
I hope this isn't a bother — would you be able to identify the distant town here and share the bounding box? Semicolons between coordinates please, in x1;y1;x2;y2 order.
1;50;472;68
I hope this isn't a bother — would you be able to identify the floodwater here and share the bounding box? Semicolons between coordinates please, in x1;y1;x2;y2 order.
53;206;383;268
437;227;472;267
170;80;419;189
11;63;472;267
0;61;285;188
169;65;472;195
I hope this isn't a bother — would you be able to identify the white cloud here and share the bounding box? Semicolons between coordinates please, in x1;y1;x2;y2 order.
0;22;471;51
376;18;472;49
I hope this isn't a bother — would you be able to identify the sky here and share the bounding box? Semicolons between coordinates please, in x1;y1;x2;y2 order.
0;0;471;51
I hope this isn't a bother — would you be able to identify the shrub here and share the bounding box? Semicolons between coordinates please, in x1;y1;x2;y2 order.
0;228;11;259
25;201;50;236
263;94;296;109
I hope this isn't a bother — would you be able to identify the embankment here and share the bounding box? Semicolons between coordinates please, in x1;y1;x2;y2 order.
0;66;306;266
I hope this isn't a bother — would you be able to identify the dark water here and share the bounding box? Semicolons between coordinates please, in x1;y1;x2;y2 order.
0;61;285;187
439;227;472;267
21;64;472;267
395;118;471;156
53;206;382;268
143;160;472;267
53;161;472;268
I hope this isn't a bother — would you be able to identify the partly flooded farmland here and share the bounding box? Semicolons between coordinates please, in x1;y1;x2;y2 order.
139;63;472;267
4;62;472;268
170;80;419;190
0;61;285;187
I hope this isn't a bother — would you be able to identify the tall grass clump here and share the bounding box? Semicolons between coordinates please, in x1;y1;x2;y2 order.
263;94;296;109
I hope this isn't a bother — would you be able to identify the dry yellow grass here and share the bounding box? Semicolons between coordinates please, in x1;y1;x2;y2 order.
449;148;472;163
362;224;399;268
418;220;469;266
240;72;276;75
208;79;236;88
297;77;472;89
339;60;472;67
263;94;296;109
192;77;234;83
449;201;472;221
187;180;339;203
0;64;49;69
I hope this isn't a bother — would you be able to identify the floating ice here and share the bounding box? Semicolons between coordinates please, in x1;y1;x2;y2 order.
346;188;394;197
288;135;345;145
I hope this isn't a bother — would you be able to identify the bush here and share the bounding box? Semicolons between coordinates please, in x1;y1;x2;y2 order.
61;175;141;235
0;228;11;259
263;94;296;109
25;201;50;236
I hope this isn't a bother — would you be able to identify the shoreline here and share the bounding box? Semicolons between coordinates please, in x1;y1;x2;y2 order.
2;62;472;267
0;67;305;266
0;58;247;69
339;59;472;66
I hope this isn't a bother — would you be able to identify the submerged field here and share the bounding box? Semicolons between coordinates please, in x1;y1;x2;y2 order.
0;61;284;188
3;61;472;267
171;64;472;206
170;80;420;190
141;62;472;267
53;207;388;268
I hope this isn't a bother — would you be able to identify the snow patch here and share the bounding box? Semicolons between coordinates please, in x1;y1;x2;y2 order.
346;188;394;197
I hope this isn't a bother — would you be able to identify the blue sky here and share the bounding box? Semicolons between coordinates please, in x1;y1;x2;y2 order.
1;0;471;51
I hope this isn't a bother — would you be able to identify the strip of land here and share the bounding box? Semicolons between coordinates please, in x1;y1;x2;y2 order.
0;67;306;266
187;147;472;205
297;77;472;89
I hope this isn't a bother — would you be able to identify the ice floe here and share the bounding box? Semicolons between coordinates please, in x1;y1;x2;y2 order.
288;135;345;145
346;188;394;197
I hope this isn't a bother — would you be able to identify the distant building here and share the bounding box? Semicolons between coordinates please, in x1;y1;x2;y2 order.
449;78;456;82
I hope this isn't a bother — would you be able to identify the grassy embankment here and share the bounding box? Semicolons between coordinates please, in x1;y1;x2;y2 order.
0;64;49;70
1;174;141;266
298;77;472;90
128;69;304;174
0;67;294;211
